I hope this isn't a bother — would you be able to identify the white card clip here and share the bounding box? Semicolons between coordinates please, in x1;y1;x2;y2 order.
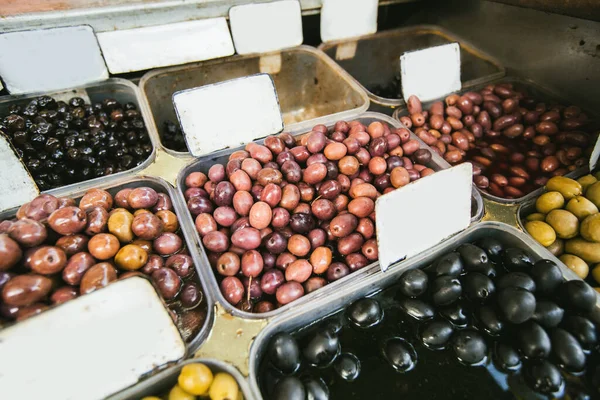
320;0;378;43
400;42;461;103
173;74;284;157
0;135;39;212
376;163;473;272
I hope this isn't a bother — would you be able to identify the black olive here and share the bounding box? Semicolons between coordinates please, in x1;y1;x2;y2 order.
439;301;470;327
69;97;85;108
30;133;46;148
479;263;497;278
562;316;597;350
457;243;490;272
431;276;462;306
303;330;340;367
501;248;533;271
398;298;434;321
382;337;417;373
493;343;521;372
518;321;551;358
302;376;329;400
272;376;306;400
559;280;596;312
550;328;586;372
289;213;316;234
424;252;463;277
462;272;495;302
496;272;536;292
25;159;41;172
12;130;28;145
323;317;343;335
530;259;563;295
333;353;361;381
397;268;428;298
419;319;454;349
524;359;563;394
452;330;487;365
532;301;564;329
347;298;383;328
477;306;503;335
497;287;536;324
476;237;504;261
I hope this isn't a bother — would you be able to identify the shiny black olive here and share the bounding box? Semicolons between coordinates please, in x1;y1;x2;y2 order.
382;337;417;373
524;360;563;394
398;298;434;321
518;321;551;358
302;376;329;400
501;248;533;271
334;353;360;381
323;317;343;335
493;343;521;372
476;237;504;261
424;252;463;277
452;330;487;365
289;213;316;234
347;298;383;328
479;263;498;278
532;301;564;329
497;287;536;324
477;306;503;335
530;259;563;295
431;276;462;306
272;376;306;400
397;268;428;298
419;319;454;349
559;280;596;312
550;328;586;372
562;316;597;350
439;301;470;327
303;330;340;367
496;272;536;292
462;272;495;302
457;243;490;272
268;333;300;374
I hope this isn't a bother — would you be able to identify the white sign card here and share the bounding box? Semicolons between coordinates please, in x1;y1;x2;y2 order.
376;163;473;272
0;26;108;94
400;42;462;103
97;19;235;74
173;74;283;157
590;135;600;171
229;0;303;55
0;135;38;212
320;0;378;43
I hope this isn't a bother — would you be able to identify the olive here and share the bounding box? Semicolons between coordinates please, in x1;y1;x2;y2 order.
302;376;329;400
501;247;533;271
477;305;504;335
51;286;78;304
559;280;596;312
0;234;22;271
496;272;536;292
497;287;536;324
8;218;47;247
382;337;417;373
128;187;158;209
80;263;117;294
431;276;462;306
476;237;504;261
439;301;470;327
532;301;564;328
29;246;67;275
272;377;305;400
180;282;203;309
452;330;487;365
56;233;89;256
347;298;383;328
131;212;164;240
518;321;551;358
166;254;195;278
47;206;87;235
114;244;148;271
397;268;428;297
419;319;454;349
550;328;585;372
2;274;52;306
462;272;495;302
151;267;181;300
424;252;463;277
562;316;597;350
334;353;360;381
323;317;343;335
457;243;490;272
530;259;563;295
303;330;340;367
493;343;521;372
153;232;183;255
524;360;563;394
268;332;301;374
398;298;434;321
63;252;95;285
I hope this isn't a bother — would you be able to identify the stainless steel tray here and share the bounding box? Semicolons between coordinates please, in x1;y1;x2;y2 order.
247;221;600;399
176;111;484;321
139;45;370;156
319;25;505;112
0;78;159;195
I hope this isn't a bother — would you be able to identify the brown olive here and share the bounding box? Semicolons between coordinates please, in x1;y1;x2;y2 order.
141;254;164;275
19;194;59;222
153;193;173;212
185;172;208;188
79;188;113;212
114;188;133;209
48;206;87;235
304;277;327;294
285;259;312;283
0;234;22;271
108;208;135;243
280;184;301;211
17;303;48;321
348;197;375;218
153;232;183;255
131;212;164;240
287;234;311;257
324;142;347;161
220;276;244;305
29;246;67;275
131;239;152;253
154;210;178;233
114;244;148;271
327;262;350;281
128;187;159;209
362;238;378;261
276;281;304;305
50;286;78;305
311;199;336;221
88;233;120;260
85;206;109;236
180;281;203;309
165;254;194;278
9;218;47;247
249;201;273;230
310;246;332;274
63;252;96;285
338;233;364;256
330;213;358;238
241;249;264;278
151;267;181;300
2;274;52;306
231;227;261;250
55;234;89;256
216;252;241;276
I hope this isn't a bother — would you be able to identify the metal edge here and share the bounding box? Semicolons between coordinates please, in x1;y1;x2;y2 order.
246;220;600;399
0;77;159;196
108;358;253;400
317;24;506;108
174;111;484;321
138;45;370;157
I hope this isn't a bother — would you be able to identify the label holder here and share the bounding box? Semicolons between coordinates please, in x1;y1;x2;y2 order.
320;0;378;43
0;135;39;212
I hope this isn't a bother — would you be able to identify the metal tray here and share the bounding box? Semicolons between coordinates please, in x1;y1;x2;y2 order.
318;25;505;113
0;78;158;196
247;221;600;399
0;175;215;358
176;111;484;321
393;77;599;206
139;45;370;156
109;358;252;400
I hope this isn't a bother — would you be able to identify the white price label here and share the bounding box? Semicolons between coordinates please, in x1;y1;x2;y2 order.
0;135;38;212
229;0;303;55
0;26;108;94
320;0;378;43
97;19;234;74
590;135;600;171
400;43;461;103
174;74;283;157
376;163;473;272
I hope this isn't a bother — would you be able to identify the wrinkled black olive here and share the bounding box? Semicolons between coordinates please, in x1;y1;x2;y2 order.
272;376;306;400
493;343;521;372
530;259;563;295
398;298;435;321
550;328;586;372
431;276;462;306
439;301;470;327
424;252;463;277
524;360;563;394
496;272;536;292
419;319;454;349
462;272;495;302
501;248;533;271
497;287;536;324
333;353;361;381
476;237;503;261
532;301;564;329
452;330;487;365
347;298;383;328
397;268;428;297
477;306;503;335
518;321;551;358
382;337;417;372
268;333;301;374
559;280;596;312
457;243;490;272
303;330;340;367
302;376;329;400
562;316;597;350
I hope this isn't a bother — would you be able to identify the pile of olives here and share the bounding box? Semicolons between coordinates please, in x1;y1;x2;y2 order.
0;187;205;341
0;95;153;190
261;237;599;399
182;120;437;313
141;362;240;400
525;173;600;285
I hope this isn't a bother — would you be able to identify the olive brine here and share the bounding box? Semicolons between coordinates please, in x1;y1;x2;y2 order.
261;237;599;399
